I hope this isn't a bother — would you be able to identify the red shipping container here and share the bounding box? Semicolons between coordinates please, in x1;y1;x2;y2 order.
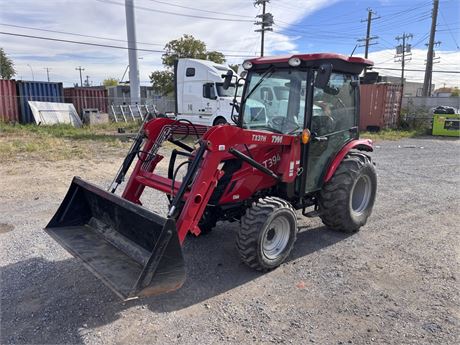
359;83;403;131
64;87;108;116
0;79;19;122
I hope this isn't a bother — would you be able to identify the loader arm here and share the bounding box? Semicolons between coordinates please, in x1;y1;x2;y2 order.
121;119;301;243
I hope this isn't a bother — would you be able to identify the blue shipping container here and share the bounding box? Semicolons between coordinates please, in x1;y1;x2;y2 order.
17;81;64;123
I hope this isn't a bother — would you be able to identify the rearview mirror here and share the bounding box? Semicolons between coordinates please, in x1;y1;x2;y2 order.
222;70;233;90
314;63;333;89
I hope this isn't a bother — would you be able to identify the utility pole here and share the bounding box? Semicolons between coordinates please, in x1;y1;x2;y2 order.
395;33;413;90
422;0;439;97
358;8;380;59
425;41;441;94
254;0;273;57
85;75;90;87
44;67;51;82
125;0;140;104
27;64;35;81
75;66;85;87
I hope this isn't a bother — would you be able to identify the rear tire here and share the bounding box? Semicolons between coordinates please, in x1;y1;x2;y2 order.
319;153;377;233
237;197;297;271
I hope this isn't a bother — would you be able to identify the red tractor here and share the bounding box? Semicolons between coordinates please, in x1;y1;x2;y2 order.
46;53;377;300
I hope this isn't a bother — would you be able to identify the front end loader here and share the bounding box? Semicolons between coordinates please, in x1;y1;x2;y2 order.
46;53;377;300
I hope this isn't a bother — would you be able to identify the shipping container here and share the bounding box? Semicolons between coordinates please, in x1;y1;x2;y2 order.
359;83;403;131
17;81;64;123
0;79;19;123
64;87;108;116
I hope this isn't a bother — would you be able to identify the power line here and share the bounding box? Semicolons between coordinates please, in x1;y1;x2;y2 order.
96;0;254;22
439;8;460;49
373;67;460;73
0;23;164;46
145;0;255;19
0;31;255;58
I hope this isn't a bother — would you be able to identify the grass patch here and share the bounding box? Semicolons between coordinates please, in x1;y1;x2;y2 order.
0;122;133;161
361;129;426;142
0;122;140;141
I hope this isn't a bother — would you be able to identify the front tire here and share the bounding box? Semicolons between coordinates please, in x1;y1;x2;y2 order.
236;197;297;271
319;153;377;233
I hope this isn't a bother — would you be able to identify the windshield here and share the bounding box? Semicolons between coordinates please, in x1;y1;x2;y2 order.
241;68;307;134
216;83;244;98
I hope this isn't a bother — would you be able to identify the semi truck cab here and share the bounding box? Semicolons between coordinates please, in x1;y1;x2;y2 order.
175;58;244;126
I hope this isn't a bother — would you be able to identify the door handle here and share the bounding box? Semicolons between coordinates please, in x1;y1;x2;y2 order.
313;135;328;142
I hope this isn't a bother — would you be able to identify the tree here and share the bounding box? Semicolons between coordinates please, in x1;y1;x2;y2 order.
149;70;174;96
162;34;226;67
229;64;239;73
450;87;459;97
206;51;226;64
0;48;16;80
102;77;119;87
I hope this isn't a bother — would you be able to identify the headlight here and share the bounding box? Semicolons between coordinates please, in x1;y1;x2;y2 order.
242;61;253;70
288;57;301;67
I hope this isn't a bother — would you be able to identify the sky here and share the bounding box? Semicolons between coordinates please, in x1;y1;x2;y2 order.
1;0;459;88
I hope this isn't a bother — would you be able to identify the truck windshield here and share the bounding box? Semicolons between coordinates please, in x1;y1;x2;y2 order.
241;68;307;134
216;83;244;98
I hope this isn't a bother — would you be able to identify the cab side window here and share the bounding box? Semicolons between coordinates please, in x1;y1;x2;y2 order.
312;73;356;135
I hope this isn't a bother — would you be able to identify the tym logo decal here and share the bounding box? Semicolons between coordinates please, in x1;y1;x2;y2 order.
252;134;267;142
272;135;283;143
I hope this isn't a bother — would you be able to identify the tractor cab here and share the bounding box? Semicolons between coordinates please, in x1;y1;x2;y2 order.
227;53;373;193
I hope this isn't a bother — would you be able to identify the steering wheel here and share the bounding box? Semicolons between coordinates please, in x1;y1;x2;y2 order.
270;116;286;128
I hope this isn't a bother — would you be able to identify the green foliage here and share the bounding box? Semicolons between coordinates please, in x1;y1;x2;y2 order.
0;48;16;80
450;87;459;97
361;129;425;142
162;34;206;67
103;77;119;87
149;70;174;96
229;64;239;73
206;51;226;64
0;122;137;161
161;34;226;67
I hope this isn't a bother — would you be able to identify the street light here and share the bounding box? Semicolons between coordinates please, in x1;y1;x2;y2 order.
27;64;35;81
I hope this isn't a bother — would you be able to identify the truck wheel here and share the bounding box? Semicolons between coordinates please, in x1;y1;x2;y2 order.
319;153;377;233
237;197;297;271
213;117;227;126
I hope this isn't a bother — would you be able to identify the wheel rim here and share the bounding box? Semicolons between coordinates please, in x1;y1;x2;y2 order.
262;215;291;260
350;175;372;216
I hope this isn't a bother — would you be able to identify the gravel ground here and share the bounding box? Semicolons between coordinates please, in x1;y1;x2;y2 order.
1;136;459;345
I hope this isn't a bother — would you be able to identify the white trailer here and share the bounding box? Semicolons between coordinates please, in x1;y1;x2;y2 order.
174;59;243;126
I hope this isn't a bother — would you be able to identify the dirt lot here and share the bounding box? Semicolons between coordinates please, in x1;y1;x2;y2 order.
1;136;459;345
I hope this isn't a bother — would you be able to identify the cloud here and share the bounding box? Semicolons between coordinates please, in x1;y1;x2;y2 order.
1;0;337;86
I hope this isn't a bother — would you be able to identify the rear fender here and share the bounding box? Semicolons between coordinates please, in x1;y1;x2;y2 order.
324;139;373;183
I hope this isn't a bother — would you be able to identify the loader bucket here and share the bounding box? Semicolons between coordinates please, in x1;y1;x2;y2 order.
45;177;185;300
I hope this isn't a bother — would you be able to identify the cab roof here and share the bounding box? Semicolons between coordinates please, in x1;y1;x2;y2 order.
245;53;373;75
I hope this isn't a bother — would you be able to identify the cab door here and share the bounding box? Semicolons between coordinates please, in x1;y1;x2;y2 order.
304;72;359;193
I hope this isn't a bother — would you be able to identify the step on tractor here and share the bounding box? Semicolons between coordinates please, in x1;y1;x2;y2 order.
46;53;377;300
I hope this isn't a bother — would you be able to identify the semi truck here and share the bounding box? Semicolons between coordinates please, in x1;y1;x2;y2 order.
174;58;243;126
